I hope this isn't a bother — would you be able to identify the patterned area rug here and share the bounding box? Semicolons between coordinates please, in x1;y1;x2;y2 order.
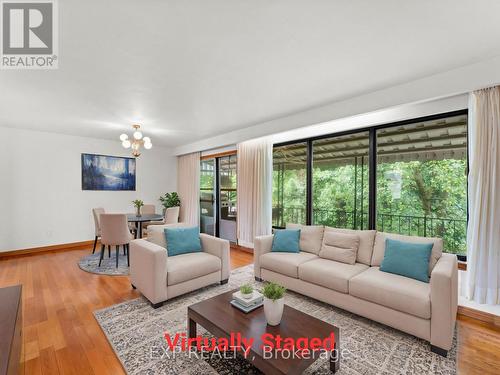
94;265;457;374
78;251;129;276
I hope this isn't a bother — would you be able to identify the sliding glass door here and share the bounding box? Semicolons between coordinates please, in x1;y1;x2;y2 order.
200;159;216;235
218;155;237;242
199;154;238;242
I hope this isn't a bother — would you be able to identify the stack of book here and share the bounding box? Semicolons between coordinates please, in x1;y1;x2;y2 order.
230;290;264;313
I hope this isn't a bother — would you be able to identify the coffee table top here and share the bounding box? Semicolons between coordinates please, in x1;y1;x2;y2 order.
188;289;339;375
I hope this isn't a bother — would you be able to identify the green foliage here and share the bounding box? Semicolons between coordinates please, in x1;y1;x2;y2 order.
261;282;286;301
240;283;253;295
273;157;468;255
132;199;144;208
159;192;180;209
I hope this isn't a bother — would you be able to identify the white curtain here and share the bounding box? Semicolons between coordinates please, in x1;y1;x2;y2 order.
466;86;500;305
237;139;273;247
177;152;200;226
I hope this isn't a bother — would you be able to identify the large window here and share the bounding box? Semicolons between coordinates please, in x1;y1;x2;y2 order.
312;132;369;229
273;142;307;226
272;111;468;256
376;115;467;255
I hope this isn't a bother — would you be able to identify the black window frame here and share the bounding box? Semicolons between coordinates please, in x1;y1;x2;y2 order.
272;109;469;261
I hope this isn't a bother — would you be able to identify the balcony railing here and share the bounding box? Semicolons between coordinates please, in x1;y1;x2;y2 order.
272;206;467;255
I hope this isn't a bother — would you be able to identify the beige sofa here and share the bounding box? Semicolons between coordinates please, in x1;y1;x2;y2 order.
130;224;230;308
254;225;458;356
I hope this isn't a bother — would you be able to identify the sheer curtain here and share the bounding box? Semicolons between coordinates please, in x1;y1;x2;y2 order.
466;86;500;305
237;138;273;248
177;152;200;226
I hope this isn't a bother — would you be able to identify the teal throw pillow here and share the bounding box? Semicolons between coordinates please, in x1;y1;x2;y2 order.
164;226;202;256
272;229;301;253
380;238;433;283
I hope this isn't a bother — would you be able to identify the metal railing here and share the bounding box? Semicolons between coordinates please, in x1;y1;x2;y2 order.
272;206;467;255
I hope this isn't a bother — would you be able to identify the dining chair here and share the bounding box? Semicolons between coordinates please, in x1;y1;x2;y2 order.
141;204;156;215
144;206;180;234
92;207;105;254
99;214;133;267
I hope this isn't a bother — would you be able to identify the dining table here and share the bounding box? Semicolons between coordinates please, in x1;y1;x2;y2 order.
127;213;163;239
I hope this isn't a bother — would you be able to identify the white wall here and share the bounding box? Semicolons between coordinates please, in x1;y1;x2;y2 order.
0;127;177;251
174;54;500;155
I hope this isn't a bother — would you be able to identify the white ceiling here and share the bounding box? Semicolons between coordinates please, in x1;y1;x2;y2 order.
1;0;500;148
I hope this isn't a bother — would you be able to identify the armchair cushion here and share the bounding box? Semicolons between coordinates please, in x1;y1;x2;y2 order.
167;252;221;286
165;226;201;256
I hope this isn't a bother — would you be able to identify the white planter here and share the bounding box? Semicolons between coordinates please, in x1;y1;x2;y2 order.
263;297;284;326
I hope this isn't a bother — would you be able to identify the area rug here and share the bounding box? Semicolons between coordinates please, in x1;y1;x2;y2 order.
94;265;457;374
78;251;129;276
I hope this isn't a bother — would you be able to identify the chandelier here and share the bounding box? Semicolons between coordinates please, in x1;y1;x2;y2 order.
119;124;152;157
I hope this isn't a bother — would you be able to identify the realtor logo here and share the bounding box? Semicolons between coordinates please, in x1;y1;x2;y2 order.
1;0;58;69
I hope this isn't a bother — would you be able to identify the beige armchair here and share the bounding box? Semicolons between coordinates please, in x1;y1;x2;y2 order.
130;223;230;308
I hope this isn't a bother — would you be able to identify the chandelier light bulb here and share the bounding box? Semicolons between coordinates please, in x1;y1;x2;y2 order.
119;124;152;157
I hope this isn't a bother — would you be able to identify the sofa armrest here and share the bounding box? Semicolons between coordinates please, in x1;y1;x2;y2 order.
130;239;168;304
430;253;458;351
254;235;274;279
200;234;230;281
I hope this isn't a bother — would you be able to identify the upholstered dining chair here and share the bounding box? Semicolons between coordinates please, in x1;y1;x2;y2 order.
144;206;180;234
99;214;133;267
141;204;156;215
92;207;105;254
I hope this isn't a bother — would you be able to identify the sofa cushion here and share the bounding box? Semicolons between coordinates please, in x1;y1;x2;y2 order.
260;252;317;278
319;231;359;264
286;224;324;255
324;227;376;265
349;267;431;319
371;232;443;274
167;252;221;286
272;229;301;253
299;258;368;293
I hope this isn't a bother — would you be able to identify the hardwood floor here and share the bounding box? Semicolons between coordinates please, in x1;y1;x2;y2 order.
0;245;499;374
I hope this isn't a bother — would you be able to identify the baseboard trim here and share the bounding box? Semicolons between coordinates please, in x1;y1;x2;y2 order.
0;240;95;258
458;305;500;326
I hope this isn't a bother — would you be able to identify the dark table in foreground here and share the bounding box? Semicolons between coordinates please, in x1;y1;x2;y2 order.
127;214;163;238
0;285;22;375
187;289;340;375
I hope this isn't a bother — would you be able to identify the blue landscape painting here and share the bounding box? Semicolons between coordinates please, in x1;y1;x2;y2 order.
82;154;136;190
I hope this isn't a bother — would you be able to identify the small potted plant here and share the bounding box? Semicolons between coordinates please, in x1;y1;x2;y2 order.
240;283;254;300
159;192;181;216
261;282;286;326
132;199;144;217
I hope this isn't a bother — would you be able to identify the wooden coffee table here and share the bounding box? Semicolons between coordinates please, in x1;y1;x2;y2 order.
187;289;340;374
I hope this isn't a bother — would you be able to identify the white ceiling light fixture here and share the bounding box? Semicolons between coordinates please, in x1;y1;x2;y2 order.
120;124;153;157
